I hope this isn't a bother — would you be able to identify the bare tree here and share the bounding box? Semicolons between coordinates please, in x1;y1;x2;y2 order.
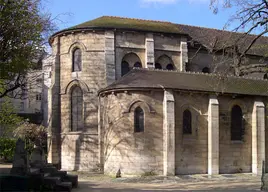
207;0;268;76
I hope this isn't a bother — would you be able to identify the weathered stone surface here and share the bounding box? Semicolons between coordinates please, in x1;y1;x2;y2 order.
10;139;28;176
47;24;268;176
30;146;46;168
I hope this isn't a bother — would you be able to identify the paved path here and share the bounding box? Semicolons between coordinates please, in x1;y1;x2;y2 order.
73;180;261;192
0;164;263;191
73;173;262;192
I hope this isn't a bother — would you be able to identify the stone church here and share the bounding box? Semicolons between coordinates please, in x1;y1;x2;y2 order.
47;16;268;176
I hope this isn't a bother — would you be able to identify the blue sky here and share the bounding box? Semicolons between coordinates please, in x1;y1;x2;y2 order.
43;0;237;31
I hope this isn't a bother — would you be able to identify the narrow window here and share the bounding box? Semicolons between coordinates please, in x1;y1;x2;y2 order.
71;86;83;131
155;63;162;69
121;61;130;76
19;102;24;112
231;105;243;141
72;48;82;72
134;107;144;132
134;62;142;68
166;64;174;70
264;74;268;79
183;109;192;134
36;94;42;101
202;67;210;73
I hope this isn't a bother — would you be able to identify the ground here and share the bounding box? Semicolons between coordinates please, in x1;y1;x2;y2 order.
0;164;263;191
73;172;262;192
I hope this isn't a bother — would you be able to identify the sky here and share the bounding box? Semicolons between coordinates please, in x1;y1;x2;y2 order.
43;0;237;31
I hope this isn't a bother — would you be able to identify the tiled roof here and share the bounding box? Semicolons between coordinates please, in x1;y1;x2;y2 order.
67;16;184;34
51;16;268;57
99;68;268;96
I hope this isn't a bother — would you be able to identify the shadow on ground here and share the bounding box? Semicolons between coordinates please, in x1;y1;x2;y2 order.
0;165;262;192
73;180;261;192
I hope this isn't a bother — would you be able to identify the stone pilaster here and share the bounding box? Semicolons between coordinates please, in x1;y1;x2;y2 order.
163;90;175;176
145;33;155;69
208;96;219;175
47;36;61;167
98;96;104;169
180;37;188;72
105;31;115;85
252;101;265;175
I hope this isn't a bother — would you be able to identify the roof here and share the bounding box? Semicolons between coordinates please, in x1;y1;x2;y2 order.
50;16;268;57
69;16;184;34
176;24;268;56
99;68;268;96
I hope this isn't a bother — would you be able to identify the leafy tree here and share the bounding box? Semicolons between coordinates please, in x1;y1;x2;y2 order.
0;99;23;136
0;0;56;98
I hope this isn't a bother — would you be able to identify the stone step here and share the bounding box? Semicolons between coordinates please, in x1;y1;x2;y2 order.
43;176;61;186
43;166;58;174
52;170;67;178
29;167;40;174
63;174;78;188
54;182;72;192
0;175;30;192
28;173;44;189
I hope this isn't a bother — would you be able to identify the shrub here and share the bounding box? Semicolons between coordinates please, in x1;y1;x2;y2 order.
13;121;47;155
0;138;16;162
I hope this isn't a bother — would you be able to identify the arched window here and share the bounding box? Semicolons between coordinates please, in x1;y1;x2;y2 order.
264;74;268;80
166;64;174;70
183;109;192;134
155;63;162;69
72;48;82;72
71;86;83;132
231;105;243;141
121;61;130;76
134;107;144;132
134;62;142;68
202;67;210;73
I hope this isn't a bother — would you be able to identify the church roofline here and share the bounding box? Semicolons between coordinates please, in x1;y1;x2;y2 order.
98;68;268;97
49;16;268;57
49;16;188;45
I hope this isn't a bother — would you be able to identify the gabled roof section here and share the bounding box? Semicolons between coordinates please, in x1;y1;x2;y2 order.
99;68;268;96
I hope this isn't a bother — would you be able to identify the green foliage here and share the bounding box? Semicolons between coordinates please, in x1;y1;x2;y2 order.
0;99;23;136
0;138;16;162
0;0;44;79
0;0;57;98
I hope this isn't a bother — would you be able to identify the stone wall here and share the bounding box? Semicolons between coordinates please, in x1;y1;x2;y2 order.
48;27;268;174
101;91;163;176
175;92;209;174
61;133;99;171
218;96;253;174
115;32;185;79
187;48;267;79
56;31;107;170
